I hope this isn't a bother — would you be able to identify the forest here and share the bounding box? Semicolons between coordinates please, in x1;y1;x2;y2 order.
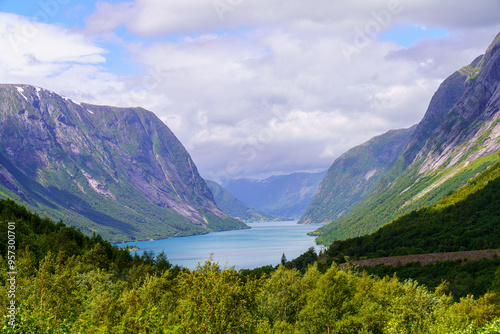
1;198;500;333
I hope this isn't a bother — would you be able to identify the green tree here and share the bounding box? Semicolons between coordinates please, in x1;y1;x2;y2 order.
256;265;302;325
492;266;500;293
174;258;258;333
297;264;358;333
281;253;287;266
431;292;500;333
383;279;437;334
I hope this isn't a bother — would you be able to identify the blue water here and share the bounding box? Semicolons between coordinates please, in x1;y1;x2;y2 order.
118;221;324;270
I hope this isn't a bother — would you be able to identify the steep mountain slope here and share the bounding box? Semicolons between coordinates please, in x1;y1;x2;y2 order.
325;158;500;259
224;171;327;219
319;156;500;300
0;84;246;242
314;32;500;245
299;127;415;224
206;180;282;222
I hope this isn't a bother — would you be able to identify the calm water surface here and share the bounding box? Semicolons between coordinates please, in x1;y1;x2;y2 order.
118;221;323;270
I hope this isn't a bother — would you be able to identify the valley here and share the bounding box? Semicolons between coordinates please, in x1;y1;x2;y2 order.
222;170;327;219
0;3;500;330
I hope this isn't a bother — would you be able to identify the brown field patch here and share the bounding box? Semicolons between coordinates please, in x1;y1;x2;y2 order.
338;249;500;268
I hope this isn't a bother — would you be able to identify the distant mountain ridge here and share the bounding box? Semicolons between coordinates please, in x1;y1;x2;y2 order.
205;180;282;222
0;84;247;242
224;171;327;219
312;32;500;245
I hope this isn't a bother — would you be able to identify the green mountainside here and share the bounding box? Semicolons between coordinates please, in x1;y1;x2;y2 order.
318;159;500;299
206;180;283;222
325;158;500;260
299;127;415;224
0;84;247;242
313;32;500;245
224;171;327;219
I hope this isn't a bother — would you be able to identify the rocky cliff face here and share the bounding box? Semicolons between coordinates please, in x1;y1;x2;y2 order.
400;64;471;167
313;32;500;245
298;127;415;225
416;34;500;173
0;84;246;242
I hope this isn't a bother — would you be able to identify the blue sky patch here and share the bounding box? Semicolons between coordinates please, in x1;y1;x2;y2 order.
380;25;450;48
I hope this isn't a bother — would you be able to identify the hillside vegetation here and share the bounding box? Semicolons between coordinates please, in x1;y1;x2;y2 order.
325;158;500;260
312;158;500;300
313;150;500;245
1;198;500;333
354;256;500;301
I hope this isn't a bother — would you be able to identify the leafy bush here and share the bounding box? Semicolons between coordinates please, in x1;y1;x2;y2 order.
1;198;499;333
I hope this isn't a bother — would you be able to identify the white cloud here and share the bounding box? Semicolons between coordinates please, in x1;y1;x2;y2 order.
0;13;105;77
392;0;500;29
0;12;168;109
84;1;135;36
83;0;500;39
1;1;499;180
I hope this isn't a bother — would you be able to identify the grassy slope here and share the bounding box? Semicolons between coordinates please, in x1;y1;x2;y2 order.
324;157;500;260
0;177;203;243
0;147;210;243
313;151;500;245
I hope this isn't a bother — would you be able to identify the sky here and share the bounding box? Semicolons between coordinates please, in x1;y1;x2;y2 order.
0;0;499;182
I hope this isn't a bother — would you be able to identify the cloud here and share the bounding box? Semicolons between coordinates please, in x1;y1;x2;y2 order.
0;13;105;77
1;1;499;180
392;0;500;29
84;1;135;36
84;0;500;38
386;27;500;78
0;11;167;107
127;28;441;172
81;0;500;178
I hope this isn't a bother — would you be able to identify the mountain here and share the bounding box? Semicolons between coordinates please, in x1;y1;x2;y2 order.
313;32;500;245
299;127;415;224
224;171;327;219
205;180;282;222
322;156;500;299
301;59;472;228
0;84;247;242
326;159;500;260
